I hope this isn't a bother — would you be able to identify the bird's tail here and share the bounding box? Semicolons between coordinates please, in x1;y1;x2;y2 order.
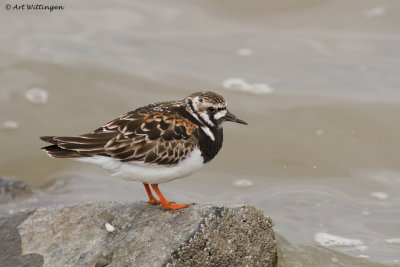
40;136;90;158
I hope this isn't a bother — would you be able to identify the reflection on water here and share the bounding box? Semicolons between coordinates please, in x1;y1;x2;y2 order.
1;0;400;265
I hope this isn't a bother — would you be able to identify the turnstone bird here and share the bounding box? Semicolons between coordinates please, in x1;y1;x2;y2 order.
40;91;247;210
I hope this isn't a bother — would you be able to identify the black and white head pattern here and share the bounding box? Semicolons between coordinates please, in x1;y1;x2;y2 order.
184;91;228;141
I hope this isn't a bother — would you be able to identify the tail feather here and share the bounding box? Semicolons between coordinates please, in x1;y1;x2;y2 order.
42;145;89;158
40;133;114;159
40;135;96;158
40;136;58;145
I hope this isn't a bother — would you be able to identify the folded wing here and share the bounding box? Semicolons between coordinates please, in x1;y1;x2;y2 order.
41;111;199;166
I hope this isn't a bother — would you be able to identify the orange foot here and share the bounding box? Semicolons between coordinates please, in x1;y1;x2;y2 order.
148;197;162;205
160;202;192;210
150;184;192;211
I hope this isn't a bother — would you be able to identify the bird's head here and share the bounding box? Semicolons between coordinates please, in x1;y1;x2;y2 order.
184;91;248;128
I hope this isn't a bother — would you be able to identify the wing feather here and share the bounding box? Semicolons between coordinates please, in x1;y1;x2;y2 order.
41;110;199;166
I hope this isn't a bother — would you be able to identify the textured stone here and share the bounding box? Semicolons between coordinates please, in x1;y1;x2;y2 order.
2;202;277;267
168;206;277;267
0;210;43;267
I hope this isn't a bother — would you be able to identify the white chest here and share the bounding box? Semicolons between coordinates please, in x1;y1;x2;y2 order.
74;148;204;184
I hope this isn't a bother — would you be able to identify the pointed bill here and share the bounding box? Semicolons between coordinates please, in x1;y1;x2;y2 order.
224;110;248;125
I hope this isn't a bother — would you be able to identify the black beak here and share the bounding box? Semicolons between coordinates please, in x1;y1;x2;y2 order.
225;110;248;125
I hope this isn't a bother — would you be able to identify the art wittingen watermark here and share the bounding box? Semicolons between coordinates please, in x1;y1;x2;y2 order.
5;3;65;12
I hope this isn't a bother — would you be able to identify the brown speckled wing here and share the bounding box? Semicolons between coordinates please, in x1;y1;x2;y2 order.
47;108;199;166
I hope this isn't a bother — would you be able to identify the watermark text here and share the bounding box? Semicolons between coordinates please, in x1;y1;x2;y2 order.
5;3;65;12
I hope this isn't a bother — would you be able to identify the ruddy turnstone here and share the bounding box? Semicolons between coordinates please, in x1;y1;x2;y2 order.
40;91;247;210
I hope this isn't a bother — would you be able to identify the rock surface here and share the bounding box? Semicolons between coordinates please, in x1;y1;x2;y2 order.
1;201;277;267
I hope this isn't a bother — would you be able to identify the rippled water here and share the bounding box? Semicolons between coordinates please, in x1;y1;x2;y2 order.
1;0;400;266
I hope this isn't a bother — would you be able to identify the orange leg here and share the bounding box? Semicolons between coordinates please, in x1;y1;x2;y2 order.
151;184;191;210
143;183;161;205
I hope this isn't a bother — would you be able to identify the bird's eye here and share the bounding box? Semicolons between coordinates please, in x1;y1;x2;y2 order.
207;107;216;113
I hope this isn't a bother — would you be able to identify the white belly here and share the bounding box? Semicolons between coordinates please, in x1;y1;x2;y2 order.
74;148;204;184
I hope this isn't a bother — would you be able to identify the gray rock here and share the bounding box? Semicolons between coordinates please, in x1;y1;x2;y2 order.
0;210;43;267
2;202;277;267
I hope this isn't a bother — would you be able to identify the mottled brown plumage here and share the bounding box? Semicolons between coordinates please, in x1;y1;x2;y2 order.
41;100;199;166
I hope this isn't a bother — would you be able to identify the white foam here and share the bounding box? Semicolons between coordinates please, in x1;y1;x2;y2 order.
365;7;385;18
105;223;115;232
222;78;274;95
386;238;400;245
358;255;370;258
233;179;254;187
315;232;364;248
356;245;368;252
2;120;19;129
237;48;253;56
370;192;389;200
25;87;49;104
